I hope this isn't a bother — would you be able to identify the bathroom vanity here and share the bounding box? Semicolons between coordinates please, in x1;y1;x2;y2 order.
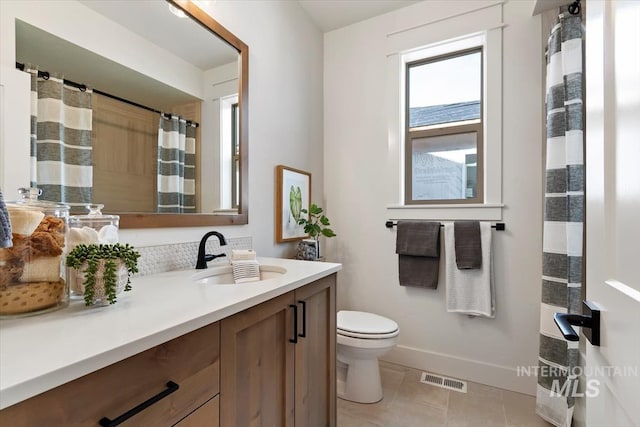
0;258;340;426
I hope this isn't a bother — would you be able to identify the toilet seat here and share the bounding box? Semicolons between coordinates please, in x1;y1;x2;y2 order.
337;311;399;339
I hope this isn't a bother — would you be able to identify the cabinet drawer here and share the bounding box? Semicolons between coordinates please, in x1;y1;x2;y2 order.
0;322;220;426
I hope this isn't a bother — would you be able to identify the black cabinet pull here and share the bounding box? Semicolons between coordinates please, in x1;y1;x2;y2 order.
99;381;179;426
289;304;298;343
298;300;307;338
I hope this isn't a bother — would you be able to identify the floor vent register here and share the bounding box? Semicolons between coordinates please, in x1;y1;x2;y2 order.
420;372;468;393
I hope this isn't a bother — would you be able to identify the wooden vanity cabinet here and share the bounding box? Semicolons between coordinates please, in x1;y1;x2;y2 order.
294;274;336;426
220;274;337;427
0;274;336;427
0;322;220;427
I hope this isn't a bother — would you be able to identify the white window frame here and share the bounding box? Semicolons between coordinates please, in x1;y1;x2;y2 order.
386;3;504;221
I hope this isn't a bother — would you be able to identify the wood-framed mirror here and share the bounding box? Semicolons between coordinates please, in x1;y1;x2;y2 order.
8;0;248;228
121;0;249;228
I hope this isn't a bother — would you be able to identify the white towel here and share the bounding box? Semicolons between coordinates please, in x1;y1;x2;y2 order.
444;222;495;318
231;249;256;261
231;260;260;284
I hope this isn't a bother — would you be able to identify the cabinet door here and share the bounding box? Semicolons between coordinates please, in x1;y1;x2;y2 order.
220;291;296;427
294;274;336;427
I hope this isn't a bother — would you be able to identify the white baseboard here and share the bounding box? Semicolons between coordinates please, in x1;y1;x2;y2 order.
383;344;537;396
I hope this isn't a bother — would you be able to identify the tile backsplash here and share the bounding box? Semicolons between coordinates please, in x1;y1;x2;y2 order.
135;236;253;276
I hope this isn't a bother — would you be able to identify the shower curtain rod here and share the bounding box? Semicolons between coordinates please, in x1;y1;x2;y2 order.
385;221;506;230
15;62;199;128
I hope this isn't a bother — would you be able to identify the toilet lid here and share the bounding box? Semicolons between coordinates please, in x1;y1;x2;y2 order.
337;311;399;337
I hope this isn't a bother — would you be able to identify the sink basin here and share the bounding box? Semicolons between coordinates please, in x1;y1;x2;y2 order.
191;264;287;285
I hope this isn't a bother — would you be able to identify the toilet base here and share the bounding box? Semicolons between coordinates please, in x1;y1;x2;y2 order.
336;358;383;404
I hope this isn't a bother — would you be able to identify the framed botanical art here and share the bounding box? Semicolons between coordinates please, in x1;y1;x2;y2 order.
276;165;311;242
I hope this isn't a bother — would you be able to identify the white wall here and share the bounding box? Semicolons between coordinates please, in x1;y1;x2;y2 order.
324;0;544;395
192;0;324;256
0;0;324;258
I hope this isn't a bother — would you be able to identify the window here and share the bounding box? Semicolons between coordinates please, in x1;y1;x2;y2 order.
219;94;238;211
386;5;503;220
231;102;239;209
405;48;483;204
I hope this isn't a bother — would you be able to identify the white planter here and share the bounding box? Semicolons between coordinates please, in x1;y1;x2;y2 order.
68;259;128;305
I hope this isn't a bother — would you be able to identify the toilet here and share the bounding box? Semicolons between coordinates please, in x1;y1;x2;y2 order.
336;310;399;403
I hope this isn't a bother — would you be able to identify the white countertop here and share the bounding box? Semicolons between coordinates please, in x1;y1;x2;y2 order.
0;257;341;410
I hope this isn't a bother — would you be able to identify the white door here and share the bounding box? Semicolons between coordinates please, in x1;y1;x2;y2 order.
584;1;640;426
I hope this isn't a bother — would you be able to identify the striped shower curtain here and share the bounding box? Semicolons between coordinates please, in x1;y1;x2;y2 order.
157;115;196;213
29;68;93;208
536;7;584;427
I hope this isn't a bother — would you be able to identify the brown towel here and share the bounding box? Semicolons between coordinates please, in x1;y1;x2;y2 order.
454;221;482;269
396;221;440;257
396;221;441;288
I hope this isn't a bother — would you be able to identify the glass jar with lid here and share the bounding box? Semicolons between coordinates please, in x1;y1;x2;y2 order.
68;204;119;299
68;204;119;247
0;188;69;317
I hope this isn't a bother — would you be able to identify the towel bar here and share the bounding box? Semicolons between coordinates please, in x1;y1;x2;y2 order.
385;221;505;230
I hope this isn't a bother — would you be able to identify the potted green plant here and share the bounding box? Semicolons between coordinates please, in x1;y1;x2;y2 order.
66;243;140;306
297;203;336;260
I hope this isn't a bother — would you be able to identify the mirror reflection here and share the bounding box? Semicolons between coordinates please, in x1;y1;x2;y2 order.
12;0;247;223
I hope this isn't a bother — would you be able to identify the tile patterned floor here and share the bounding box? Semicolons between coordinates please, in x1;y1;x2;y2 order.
337;361;553;427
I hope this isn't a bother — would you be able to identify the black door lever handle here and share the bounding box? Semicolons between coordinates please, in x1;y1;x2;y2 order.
553;313;591;341
553;300;600;346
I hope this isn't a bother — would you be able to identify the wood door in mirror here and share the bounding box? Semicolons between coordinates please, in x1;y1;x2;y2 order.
122;0;249;228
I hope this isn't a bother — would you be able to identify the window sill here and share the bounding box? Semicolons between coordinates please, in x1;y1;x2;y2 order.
386;203;503;221
212;208;238;215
